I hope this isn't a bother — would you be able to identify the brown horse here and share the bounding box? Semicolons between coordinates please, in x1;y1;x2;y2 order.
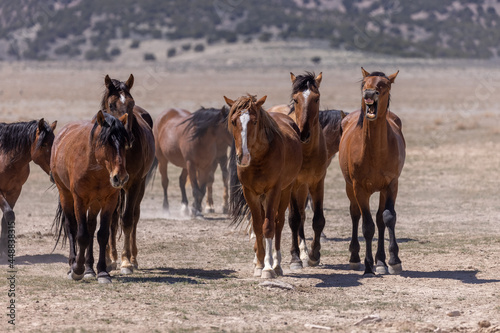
0;119;57;256
153;106;231;217
339;68;405;276
226;94;302;278
101;74;156;274
51;111;130;283
285;72;330;269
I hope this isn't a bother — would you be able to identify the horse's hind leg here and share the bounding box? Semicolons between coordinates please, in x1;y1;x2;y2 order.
383;181;402;274
0;192;18;256
187;161;204;217
106;207;119;272
158;159;170;212
346;184;362;270
288;184;308;270
219;155;229;214
179;168;189;215
130;180;146;269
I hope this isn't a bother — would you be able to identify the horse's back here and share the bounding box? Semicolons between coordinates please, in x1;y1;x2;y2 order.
133;105;153;129
319;109;344;159
154;108;191;168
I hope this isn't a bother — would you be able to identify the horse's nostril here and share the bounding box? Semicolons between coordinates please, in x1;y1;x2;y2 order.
237;154;242;164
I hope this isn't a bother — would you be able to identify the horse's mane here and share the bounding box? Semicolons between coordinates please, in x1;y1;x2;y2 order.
0;120;52;156
100;78;132;111
181;106;229;141
319;110;344;129
358;71;391;127
228;95;281;143
90;113;130;148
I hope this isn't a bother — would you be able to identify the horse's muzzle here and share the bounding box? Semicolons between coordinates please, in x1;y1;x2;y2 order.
110;173;129;188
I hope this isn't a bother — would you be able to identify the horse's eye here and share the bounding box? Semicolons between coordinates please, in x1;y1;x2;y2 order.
375;91;380;95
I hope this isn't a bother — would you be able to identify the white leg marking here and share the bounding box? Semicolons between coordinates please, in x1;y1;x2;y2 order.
299;238;309;262
264;238;273;271
273;249;281;269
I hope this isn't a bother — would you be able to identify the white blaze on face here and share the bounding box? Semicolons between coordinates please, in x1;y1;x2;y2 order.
239;110;251;163
302;89;311;101
120;93;126;104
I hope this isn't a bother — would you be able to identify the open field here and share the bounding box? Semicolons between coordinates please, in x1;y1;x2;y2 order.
1;43;500;332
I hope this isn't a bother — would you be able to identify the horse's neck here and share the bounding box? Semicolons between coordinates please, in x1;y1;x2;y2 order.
361;114;389;159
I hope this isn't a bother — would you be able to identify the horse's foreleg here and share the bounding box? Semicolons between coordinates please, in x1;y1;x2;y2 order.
353;185;375;276
130;180;146;269
274;186;292;277
261;186;281;279
346;184;362;270
72;199;90;280
375;191;388;274
384;181;401;274
308;180;326;266
106;206;119;272
219;155;229;214
84;208;99;279
96;197;116;284
289;183;308;269
0;192;18;256
120;188;139;274
244;189;264;277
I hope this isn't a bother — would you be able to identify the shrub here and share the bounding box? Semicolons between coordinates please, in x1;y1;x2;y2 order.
144;53;156;61
130;40;140;49
194;43;205;52
167;47;176;57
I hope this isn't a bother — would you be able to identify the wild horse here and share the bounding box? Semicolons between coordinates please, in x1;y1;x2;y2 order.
52;111;129;283
101;74;155;274
226;94;302;278
339;68;405;276
0;119;57;256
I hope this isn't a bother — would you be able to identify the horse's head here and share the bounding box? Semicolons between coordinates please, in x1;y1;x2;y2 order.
361;68;399;121
290;72;322;143
103;74;135;116
91;111;130;188
225;94;267;167
31;119;57;175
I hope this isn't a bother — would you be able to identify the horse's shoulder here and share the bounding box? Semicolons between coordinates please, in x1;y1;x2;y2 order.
387;111;402;130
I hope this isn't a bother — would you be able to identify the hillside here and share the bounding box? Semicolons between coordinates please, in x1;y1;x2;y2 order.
0;0;499;61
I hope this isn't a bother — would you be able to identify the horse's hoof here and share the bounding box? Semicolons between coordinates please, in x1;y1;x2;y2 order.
349;262;362;270
274;266;283;277
261;269;277;279
83;271;96;279
106;262;117;273
290;261;303;271
70;270;84;281
253;267;263;277
376;261;388;275
388;263;402;275
363;272;376;278
308;258;320;267
121;266;133;275
97;272;112;284
205;207;215;214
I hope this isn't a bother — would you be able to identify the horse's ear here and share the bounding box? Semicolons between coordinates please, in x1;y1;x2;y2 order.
119;113;128;126
388;70;399;84
361;67;370;78
37;118;45;133
256;95;267;109
96;110;107;126
290;72;296;83
50;121;57;131
126;74;134;90
224;96;234;107
315;72;322;88
340;111;347;119
104;75;113;88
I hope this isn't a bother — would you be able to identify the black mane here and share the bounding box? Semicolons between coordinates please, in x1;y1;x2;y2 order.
319;110;345;129
291;71;317;97
0;120;52;156
91;113;130;148
181;106;229;141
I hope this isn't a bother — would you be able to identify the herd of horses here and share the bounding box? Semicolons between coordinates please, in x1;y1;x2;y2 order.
0;68;405;282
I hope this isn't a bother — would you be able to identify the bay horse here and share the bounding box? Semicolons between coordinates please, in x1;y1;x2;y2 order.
51;111;129;283
339;68;405;276
0;119;57;256
101;74;156;274
285;72;330;269
226;94;302;278
153;106;231;216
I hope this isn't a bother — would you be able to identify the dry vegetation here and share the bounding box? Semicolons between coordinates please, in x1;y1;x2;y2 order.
1;44;500;332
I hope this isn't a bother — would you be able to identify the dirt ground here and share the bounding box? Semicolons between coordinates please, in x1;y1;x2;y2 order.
1;43;500;332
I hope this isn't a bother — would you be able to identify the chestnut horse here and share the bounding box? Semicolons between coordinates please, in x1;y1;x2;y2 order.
285;72;329;269
0;119;57;256
339;68;405;276
153;106;231;216
101;74;156;274
52;111;129;283
226;95;302;278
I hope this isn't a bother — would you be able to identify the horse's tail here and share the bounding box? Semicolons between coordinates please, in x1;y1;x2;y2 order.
228;140;251;228
145;156;158;188
51;200;67;252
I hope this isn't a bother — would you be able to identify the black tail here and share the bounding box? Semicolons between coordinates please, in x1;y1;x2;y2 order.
51;200;67;252
145;156;158;188
228;140;250;227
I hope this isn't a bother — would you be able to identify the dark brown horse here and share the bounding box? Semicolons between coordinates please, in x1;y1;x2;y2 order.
101;74;156;274
339;68;405;276
52;111;129;283
226;95;302;278
153;106;231;217
285;72;330;269
0;119;57;256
